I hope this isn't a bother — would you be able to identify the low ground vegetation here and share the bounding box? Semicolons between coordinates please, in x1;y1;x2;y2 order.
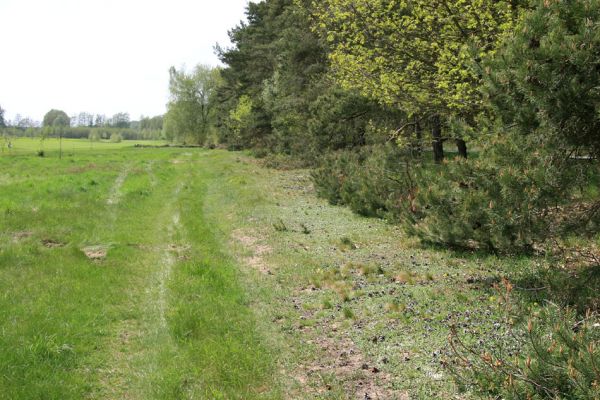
1;145;598;398
2;0;599;398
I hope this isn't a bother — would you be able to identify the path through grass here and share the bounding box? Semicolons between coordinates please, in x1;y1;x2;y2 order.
0;148;275;399
1;147;552;399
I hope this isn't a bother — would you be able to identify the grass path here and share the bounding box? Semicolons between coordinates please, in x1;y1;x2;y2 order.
0;148;276;400
98;175;185;399
106;165;130;206
0;146;543;399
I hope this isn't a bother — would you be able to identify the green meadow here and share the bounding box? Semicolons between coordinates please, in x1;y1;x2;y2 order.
1;137;166;155
0;145;275;399
1;142;557;399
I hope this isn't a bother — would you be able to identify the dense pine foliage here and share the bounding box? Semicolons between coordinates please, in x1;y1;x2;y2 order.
207;2;600;397
209;0;599;255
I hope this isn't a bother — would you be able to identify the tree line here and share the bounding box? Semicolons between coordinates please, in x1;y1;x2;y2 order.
0;107;164;141
166;0;599;255
163;3;600;396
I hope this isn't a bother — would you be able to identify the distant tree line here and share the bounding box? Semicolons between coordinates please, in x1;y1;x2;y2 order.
0;107;164;141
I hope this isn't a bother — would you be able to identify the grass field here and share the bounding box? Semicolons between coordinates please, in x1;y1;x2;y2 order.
0;147;275;399
0;137;167;156
0;145;547;399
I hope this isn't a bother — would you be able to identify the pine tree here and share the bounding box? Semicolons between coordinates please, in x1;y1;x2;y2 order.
406;0;600;252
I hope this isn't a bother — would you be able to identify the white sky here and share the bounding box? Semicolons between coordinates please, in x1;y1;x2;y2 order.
0;0;249;122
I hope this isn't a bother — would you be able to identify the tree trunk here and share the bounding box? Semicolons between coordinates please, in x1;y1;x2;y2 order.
431;115;444;164
456;138;467;159
414;117;423;156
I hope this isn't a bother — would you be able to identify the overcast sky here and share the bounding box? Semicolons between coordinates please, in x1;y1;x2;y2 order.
0;0;249;122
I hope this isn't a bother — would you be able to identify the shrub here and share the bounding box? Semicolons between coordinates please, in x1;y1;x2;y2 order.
312;144;419;220
110;132;122;143
448;290;600;399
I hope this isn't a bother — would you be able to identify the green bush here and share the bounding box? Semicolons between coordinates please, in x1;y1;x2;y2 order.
449;299;600;399
110;132;122;143
312;144;418;220
405;131;596;252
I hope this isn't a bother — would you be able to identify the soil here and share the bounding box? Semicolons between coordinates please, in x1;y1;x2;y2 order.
82;246;108;260
232;229;273;275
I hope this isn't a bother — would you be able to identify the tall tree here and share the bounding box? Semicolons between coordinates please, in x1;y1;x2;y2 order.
312;0;525;161
164;65;221;144
43;109;70;127
111;113;130;128
53;114;70;159
214;0;286;148
215;0;395;156
94;114;105;127
0;105;6;128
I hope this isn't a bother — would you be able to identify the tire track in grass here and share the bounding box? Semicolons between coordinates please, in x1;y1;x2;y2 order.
85;164;130;259
98;160;188;400
107;166;130;206
98;152;275;399
145;161;158;188
157;185;183;331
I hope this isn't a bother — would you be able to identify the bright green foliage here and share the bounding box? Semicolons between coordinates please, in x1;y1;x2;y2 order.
43;109;70;127
225;95;255;149
313;0;523;117
404;0;600;252
164;65;221;145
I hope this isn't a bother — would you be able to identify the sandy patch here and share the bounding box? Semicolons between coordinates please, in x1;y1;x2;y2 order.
42;239;66;248
82;245;108;260
293;333;406;399
232;229;273;274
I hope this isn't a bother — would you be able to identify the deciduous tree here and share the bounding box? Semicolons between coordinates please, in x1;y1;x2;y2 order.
0;105;6;128
312;0;525;161
164;65;221;145
43;109;70;127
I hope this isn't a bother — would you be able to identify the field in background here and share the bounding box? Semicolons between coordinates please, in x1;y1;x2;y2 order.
0;137;167;156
